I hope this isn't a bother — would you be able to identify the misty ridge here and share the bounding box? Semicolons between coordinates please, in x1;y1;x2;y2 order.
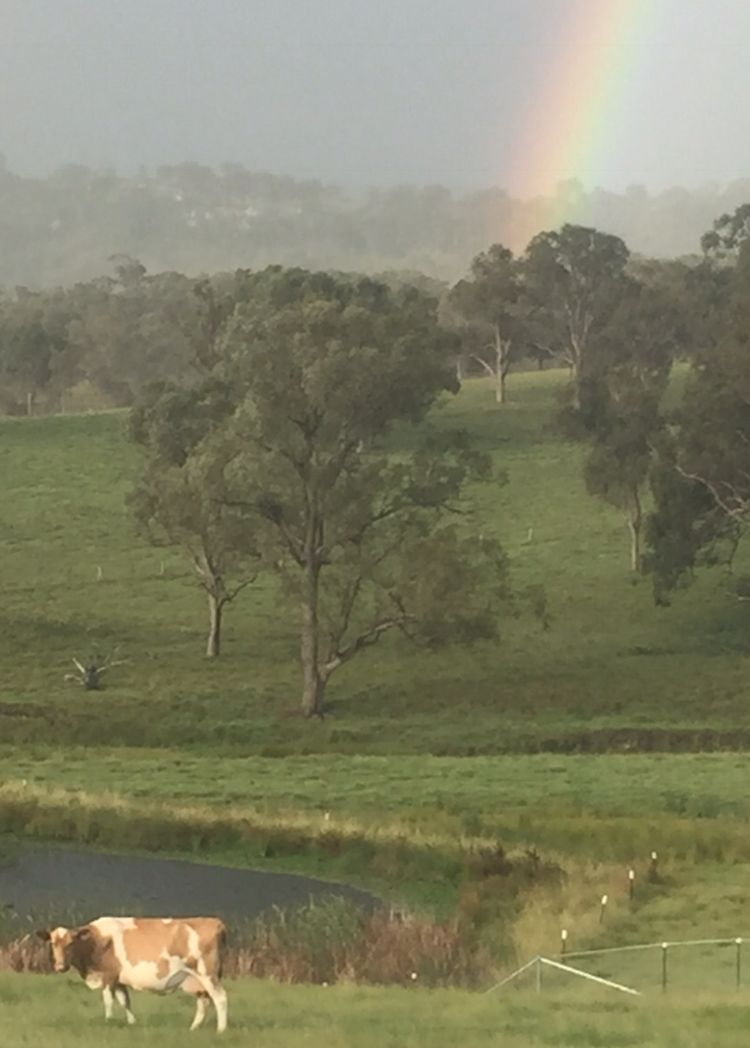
3;154;750;288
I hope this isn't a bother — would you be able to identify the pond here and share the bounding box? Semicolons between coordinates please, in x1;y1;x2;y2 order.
0;845;376;926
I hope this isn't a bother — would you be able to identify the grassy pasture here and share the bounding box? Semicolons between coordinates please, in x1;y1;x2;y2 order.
0;372;748;754
2;750;749;820
2;976;750;1047
2;371;750;1039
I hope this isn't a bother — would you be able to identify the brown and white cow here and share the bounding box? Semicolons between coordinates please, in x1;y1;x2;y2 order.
38;916;228;1033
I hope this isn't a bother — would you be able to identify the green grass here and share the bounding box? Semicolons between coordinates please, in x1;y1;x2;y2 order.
0;372;748;754
2;975;750;1047
2;750;749;820
4;372;750;1018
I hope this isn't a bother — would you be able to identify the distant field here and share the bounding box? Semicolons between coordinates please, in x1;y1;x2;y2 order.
0;372;748;754
2;749;750;821
3;976;750;1048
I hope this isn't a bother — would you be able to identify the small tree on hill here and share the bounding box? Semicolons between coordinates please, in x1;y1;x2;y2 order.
448;244;526;405
581;283;677;572
129;379;257;657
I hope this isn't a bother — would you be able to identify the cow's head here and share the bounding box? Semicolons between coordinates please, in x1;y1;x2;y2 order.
36;926;93;973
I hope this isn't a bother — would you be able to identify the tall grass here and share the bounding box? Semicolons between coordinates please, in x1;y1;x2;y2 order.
226;898;487;987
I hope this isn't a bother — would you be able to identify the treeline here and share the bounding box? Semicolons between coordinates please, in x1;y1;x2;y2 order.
0;218;712;417
3;154;750;286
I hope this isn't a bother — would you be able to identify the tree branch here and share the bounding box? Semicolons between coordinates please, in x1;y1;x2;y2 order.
225;574;257;602
322;616;409;678
673;461;750;523
470;353;497;379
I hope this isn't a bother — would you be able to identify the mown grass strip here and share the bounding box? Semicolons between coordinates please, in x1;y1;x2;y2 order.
4;975;750;1048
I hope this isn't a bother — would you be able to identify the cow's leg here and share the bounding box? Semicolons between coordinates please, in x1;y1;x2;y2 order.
197;978;228;1033
181;970;228;1033
189;992;209;1031
102;986;114;1022
114;984;136;1026
209;982;228;1034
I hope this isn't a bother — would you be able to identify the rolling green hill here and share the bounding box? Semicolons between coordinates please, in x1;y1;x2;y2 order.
0;371;747;755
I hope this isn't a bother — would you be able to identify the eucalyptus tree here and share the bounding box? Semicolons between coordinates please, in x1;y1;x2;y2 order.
128;379;257;658
219;267;510;717
646;211;750;602
581;281;677;571
448;244;526;404
522;224;631;408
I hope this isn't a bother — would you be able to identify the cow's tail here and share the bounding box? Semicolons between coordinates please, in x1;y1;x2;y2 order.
216;920;228;981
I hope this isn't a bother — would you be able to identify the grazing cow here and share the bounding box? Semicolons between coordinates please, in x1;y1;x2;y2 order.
37;916;228;1033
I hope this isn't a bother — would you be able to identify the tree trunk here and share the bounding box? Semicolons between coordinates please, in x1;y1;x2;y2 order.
627;490;643;573
206;593;223;657
300;565;325;717
300;611;325;717
496;369;507;404
301;658;325;718
571;369;582;411
492;328;508;406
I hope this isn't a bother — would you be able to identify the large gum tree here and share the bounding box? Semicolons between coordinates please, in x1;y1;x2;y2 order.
219;268;510;717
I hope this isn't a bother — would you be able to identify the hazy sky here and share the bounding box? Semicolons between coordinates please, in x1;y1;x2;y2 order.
1;0;748;196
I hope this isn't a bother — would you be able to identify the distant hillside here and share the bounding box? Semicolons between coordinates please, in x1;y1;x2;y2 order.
1;157;749;286
1;374;748;755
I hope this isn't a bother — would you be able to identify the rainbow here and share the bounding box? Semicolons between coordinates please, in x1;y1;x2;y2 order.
504;0;654;248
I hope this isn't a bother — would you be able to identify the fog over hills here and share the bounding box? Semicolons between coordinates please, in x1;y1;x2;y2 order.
3;1;749;284
1;159;748;287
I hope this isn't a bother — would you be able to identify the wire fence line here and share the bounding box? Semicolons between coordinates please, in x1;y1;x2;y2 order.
485;955;641;997
558;935;746;960
488;935;750;997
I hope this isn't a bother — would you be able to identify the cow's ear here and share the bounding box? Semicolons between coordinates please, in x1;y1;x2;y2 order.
35;929;51;942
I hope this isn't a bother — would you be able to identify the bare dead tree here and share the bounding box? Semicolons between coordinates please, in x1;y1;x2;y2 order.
64;650;128;690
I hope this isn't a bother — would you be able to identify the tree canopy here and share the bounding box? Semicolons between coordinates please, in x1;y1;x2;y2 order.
646;205;750;602
448;244;527;404
522;224;631;408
